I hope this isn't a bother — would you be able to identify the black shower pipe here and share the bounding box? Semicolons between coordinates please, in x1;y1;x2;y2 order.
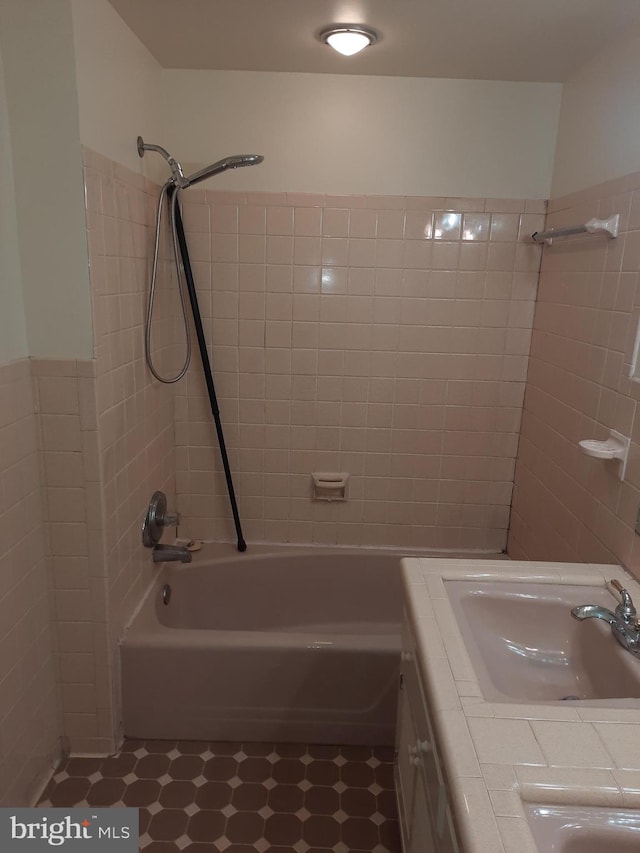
170;187;247;552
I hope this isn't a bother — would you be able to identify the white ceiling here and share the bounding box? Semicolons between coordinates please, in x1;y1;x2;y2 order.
107;0;640;83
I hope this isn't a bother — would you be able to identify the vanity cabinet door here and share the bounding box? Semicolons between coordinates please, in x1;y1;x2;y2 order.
402;644;444;841
395;676;437;853
409;764;437;853
395;683;416;851
397;615;461;853
406;674;443;836
396;685;436;853
439;806;460;853
395;683;417;845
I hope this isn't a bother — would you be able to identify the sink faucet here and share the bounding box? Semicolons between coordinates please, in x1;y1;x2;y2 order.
152;544;192;564
571;579;640;657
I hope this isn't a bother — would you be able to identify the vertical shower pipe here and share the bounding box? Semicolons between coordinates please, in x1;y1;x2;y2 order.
171;187;247;552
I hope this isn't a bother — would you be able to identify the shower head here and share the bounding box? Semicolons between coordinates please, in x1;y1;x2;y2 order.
136;137;264;188
185;154;265;187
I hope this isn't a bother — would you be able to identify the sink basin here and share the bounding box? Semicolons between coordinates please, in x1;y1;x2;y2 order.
445;581;640;703
525;803;640;853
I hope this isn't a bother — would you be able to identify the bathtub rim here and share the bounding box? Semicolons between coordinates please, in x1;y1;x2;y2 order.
126;540;506;639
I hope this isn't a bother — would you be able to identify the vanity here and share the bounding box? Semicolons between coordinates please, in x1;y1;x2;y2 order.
396;612;459;852
395;557;640;853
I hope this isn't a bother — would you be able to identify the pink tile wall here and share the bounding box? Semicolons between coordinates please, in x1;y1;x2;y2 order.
33;357;112;756
82;148;176;743
510;170;640;576
177;191;545;551
6;149;178;762
0;359;60;804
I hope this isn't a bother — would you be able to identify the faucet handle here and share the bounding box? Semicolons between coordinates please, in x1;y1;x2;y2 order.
142;491;180;547
610;579;637;624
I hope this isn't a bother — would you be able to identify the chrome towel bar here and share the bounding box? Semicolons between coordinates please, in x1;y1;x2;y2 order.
532;213;619;245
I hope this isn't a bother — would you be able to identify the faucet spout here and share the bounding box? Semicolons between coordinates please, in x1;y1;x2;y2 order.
571;604;617;624
571;584;640;658
152;544;192;564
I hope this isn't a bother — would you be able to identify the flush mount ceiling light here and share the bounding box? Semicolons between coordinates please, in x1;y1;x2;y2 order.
319;25;378;57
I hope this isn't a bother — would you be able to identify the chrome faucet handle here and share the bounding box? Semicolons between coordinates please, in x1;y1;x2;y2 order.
142;491;180;547
610;579;637;624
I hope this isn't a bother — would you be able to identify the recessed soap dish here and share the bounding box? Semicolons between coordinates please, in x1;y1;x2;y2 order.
311;472;349;501
578;430;630;481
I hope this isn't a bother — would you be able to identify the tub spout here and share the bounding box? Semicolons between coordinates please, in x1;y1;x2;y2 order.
152;544;192;564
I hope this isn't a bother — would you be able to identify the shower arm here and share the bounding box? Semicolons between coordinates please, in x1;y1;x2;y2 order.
137;136;189;188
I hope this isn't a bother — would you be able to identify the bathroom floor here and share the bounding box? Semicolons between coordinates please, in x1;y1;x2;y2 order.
38;740;401;852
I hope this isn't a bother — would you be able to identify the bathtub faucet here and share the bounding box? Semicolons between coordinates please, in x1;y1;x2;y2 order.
571;579;640;657
152;544;192;564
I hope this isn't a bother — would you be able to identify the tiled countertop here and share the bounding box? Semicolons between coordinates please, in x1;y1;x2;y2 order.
401;557;640;853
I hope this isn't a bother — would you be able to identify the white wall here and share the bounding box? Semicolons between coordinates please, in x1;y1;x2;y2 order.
0;45;28;364
71;0;162;177
65;4;565;201
160;71;561;199
0;0;163;362
551;28;640;198
0;0;93;359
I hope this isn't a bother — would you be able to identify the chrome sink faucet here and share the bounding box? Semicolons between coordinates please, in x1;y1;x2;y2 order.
572;579;640;657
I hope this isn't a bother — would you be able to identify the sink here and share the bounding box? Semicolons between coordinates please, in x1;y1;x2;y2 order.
445;581;640;703
525;803;640;853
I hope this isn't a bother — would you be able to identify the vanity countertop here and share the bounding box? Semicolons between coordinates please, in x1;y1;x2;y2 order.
400;557;640;853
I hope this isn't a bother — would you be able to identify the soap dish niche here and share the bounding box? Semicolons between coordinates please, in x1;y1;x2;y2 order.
311;472;349;502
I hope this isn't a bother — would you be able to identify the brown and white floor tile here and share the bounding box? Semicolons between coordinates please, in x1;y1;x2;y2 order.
38;740;401;853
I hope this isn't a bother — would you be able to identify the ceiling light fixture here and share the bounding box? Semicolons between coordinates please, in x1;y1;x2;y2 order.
319;25;378;57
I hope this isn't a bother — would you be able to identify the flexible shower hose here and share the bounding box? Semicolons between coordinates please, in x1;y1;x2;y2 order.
144;183;246;552
144;181;192;383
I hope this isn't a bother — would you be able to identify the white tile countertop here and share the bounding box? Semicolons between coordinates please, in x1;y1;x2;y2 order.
400;557;640;853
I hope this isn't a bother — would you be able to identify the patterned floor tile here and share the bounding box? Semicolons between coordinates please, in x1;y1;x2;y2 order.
38;741;401;852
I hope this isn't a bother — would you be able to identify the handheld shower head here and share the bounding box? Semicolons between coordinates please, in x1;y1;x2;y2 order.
185;154;264;187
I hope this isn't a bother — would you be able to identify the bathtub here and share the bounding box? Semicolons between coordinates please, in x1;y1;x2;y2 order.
120;544;405;745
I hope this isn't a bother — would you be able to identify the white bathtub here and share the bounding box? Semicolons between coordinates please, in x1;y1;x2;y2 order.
120;544;405;745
